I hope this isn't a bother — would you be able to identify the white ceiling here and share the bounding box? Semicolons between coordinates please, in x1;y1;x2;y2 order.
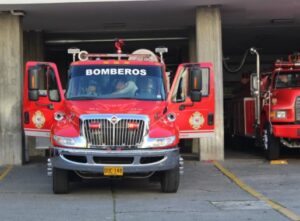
1;0;300;55
0;0;300;33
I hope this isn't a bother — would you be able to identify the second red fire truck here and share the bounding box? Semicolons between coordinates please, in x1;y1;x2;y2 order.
23;41;215;193
228;48;300;160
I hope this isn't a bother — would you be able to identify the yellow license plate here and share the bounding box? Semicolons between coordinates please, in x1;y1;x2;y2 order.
103;167;123;176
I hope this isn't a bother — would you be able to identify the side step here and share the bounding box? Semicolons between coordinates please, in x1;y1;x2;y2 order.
47;158;53;176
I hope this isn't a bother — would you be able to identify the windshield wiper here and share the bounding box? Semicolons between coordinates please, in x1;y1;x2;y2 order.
109;97;137;100
67;96;99;100
112;97;164;101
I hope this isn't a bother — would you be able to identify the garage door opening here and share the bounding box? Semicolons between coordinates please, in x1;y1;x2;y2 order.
25;30;198;161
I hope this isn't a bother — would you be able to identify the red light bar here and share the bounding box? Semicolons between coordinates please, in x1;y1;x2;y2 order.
275;54;300;69
128;122;139;130
275;62;294;68
89;122;101;129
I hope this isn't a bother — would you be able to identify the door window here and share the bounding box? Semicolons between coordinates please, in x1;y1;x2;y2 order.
47;68;60;102
30;65;61;102
171;68;188;102
171;67;210;103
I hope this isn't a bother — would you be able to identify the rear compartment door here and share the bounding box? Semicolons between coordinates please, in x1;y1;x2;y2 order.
168;63;215;138
23;62;64;137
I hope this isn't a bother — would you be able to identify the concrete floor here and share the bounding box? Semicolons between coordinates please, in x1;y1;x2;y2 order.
0;148;300;221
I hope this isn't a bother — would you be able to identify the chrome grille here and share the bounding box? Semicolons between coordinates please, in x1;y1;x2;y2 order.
296;97;300;121
81;114;147;147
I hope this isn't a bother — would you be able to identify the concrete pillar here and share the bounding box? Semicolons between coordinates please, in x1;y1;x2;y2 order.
195;6;224;160
189;28;197;63
23;31;45;159
0;13;23;165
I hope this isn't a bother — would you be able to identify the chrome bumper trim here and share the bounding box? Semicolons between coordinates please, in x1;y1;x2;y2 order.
50;147;180;174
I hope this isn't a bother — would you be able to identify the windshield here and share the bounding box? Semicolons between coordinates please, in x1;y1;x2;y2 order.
274;71;300;89
66;65;166;101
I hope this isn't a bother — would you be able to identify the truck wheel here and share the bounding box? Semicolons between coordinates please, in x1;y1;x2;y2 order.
160;167;180;193
263;123;280;160
53;167;69;194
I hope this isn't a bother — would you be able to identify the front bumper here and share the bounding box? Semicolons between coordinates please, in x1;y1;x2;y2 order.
50;147;180;174
273;124;300;139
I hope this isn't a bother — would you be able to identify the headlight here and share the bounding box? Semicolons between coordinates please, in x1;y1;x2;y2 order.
53;135;87;148
54;112;65;121
275;110;287;119
141;136;176;148
167;113;176;122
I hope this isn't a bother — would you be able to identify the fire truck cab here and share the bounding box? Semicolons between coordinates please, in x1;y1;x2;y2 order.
229;51;300;160
23;42;215;194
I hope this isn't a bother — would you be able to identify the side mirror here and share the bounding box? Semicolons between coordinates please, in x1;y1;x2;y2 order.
189;67;202;102
28;90;39;101
28;68;39;101
250;73;259;96
28;68;39;90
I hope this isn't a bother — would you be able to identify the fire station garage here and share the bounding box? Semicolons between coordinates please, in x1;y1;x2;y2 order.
1;0;300;165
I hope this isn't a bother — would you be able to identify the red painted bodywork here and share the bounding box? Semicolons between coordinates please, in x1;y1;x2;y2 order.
23;62;65;137
23;57;215;148
168;63;215;138
265;74;300;138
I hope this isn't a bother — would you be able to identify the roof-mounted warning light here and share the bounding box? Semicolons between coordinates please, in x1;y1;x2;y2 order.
288;52;300;63
115;39;124;54
68;40;167;63
275;53;300;69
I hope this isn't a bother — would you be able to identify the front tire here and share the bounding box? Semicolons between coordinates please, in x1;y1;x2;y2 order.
263;123;280;160
160;167;180;193
53;167;69;194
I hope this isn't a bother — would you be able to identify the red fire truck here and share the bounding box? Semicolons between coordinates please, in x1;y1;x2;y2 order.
22;41;215;194
228;48;300;160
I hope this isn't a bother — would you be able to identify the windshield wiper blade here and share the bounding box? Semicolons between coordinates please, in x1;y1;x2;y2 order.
109;97;137;100
68;96;99;100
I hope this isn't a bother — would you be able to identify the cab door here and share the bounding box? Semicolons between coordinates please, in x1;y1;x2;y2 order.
23;62;64;137
168;63;215;138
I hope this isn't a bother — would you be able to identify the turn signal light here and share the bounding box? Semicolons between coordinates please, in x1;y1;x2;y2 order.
89;122;101;129
270;111;276;119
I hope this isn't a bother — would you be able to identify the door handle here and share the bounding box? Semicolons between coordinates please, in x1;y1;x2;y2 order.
179;103;194;111
208;113;214;125
24;112;30;124
36;102;54;110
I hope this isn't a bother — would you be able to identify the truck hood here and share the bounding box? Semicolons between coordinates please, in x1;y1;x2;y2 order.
272;89;300;109
65;99;167;120
52;99;178;143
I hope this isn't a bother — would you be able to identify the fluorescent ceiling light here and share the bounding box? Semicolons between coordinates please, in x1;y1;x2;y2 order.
0;0;155;4
271;18;294;24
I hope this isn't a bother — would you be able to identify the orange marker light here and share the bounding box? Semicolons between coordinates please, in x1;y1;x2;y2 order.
270;111;276;119
193;77;198;89
31;75;35;89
